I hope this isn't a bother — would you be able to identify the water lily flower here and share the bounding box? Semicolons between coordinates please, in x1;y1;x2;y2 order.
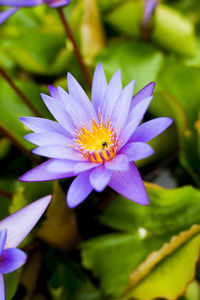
0;0;70;24
19;63;173;208
0;195;51;299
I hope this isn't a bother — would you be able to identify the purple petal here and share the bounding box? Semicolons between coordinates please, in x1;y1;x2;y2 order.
142;0;158;28
130;81;155;111
111;80;135;135
48;0;70;8
20;117;68;136
0;7;18;25
105;154;130;171
102;69;122;121
0;229;7;255
46;158;98;174
48;85;60;99
119;96;153;148
0;0;43;6
67;171;93;208
91;63;107;113
73;161;100;174
120;142;154;161
19;159;74;182
67;73;97;119
58;87;92;128
0;195;51;248
24;132;72;147
129;117;173;143
33;145;85;161
0;248;27;274
89;165;112;192
109;162;149;205
0;274;5;300
41;94;75;134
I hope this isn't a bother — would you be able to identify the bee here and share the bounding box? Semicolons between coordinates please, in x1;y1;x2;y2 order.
102;141;107;149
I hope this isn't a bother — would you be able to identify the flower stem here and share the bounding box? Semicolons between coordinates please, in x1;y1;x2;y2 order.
0;67;41;117
57;7;92;89
0;188;12;199
0;123;38;163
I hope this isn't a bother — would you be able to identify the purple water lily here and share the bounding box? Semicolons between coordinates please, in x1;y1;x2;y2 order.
0;0;70;24
0;195;51;299
19;63;173;208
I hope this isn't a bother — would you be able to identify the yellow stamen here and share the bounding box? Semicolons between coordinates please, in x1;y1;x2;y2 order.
74;114;118;163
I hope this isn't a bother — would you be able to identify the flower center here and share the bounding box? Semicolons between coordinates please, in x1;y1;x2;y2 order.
74;114;118;163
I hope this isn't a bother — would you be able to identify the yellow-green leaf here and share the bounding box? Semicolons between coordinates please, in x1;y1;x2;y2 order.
123;225;200;300
37;182;79;251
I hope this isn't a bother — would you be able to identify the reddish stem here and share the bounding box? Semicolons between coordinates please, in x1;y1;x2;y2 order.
0;67;41;117
58;8;92;89
0;123;38;163
0;188;12;199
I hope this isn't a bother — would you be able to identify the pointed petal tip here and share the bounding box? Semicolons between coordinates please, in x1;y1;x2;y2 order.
96;62;103;68
0;195;52;248
67;71;73;82
129;192;149;206
167;117;174;125
18;174;28;182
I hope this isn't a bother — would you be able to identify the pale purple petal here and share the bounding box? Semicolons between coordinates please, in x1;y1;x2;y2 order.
102;69;122;120
41;94;75;134
24;132;73;147
120;142;154;161
73;161;100;174
48;85;60;99
111;80;135;135
57;87;92;128
0;229;7;255
0;7;18;25
48;0;70;8
46;159;98;174
119;96;153;148
0;248;27;274
129;117;173;143
130;81;155;111
67;171;93;208
19;159;75;182
33;145;85;161
20;117;68;136
109;162;149;205
91;63;107;113
89;165;112;192
105;154;130;171
0;274;5;300
0;0;43;6
67;73;97;119
0;195;51;248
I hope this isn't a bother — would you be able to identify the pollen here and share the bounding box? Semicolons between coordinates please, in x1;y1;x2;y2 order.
74;114;118;163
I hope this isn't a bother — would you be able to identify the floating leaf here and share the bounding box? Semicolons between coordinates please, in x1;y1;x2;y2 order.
124;225;200;300
80;0;105;65
48;257;102;300
105;1;196;55
96;40;163;92
4;270;22;300
21;250;43;300
37;182;79;251
101;184;200;234
81;184;200;297
150;62;200;182
0;78;48;150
